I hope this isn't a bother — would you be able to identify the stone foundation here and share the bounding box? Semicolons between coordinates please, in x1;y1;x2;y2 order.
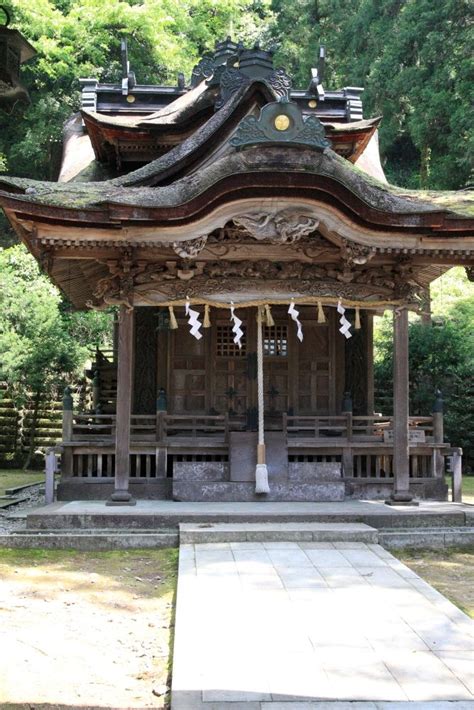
57;479;172;501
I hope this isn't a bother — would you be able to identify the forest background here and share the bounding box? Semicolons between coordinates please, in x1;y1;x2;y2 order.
0;0;472;468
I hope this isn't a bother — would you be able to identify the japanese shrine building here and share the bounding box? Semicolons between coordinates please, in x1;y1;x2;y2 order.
0;39;473;505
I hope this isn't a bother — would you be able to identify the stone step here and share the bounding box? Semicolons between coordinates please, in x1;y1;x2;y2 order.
179;522;378;544
5;481;43;495
12;527;177;535
0;494;31;509
0;530;178;550
380;526;474;550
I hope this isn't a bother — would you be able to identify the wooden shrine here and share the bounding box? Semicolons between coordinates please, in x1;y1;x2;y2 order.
0;40;473;504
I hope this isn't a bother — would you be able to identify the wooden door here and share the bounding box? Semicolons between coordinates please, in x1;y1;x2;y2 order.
169;325;207;413
263;324;289;420
212;319;250;417
296;318;332;414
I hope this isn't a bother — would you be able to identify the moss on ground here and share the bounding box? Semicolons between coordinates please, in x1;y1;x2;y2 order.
397;547;474;619
0;470;43;501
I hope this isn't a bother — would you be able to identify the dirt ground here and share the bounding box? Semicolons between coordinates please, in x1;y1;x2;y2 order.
397;547;474;619
0;548;178;710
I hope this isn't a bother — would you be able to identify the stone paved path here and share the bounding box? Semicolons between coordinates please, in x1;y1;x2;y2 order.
172;541;474;709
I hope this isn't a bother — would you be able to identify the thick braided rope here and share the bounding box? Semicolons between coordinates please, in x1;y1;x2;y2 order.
136;294;405;310
256;305;265;448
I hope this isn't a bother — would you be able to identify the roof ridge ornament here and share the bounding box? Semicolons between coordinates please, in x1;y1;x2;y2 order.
230;100;330;151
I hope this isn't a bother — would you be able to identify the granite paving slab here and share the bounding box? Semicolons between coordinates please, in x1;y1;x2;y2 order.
171;540;474;709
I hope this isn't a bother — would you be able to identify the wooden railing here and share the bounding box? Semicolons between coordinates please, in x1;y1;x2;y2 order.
72;413;115;441
71;412;229;445
163;414;229;444
64;410;451;485
283;414;435;443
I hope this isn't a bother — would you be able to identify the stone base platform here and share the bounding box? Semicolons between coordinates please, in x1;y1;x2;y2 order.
25;499;474;532
173;480;345;502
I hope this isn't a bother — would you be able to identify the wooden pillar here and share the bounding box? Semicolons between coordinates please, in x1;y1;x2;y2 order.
366;313;375;415
432;389;445;478
387;307;416;505
61;386;73;477
451;448;463;502
107;305;136;506
255;306;269;494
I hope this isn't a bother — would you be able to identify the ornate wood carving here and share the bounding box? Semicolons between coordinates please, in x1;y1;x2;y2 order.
135;276;392;301
233;209;319;244
90;253;147;309
171;236;208;258
89;257;428;308
88;246;428;310
341;238;375;266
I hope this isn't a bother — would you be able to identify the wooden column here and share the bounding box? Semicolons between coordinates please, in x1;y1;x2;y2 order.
61;386;73;477
366;312;375;415
107;305;136;506
432;389;445;478
387;307;416;505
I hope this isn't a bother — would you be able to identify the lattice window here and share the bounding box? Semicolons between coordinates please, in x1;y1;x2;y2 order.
264;326;288;357
216;325;247;357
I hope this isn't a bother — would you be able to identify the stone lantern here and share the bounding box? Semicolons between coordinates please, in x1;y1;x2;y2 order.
0;6;36;112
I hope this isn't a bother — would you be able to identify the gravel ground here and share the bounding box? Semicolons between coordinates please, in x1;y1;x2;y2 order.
0;548;177;709
0;483;45;533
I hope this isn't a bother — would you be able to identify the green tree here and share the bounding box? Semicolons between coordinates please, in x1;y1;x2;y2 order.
0;245;111;465
0;0;271;185
269;0;473;189
374;269;474;471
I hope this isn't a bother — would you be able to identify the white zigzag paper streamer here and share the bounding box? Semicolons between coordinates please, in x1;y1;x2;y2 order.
230;304;244;349
337;300;352;339
185;300;203;340
288;301;303;342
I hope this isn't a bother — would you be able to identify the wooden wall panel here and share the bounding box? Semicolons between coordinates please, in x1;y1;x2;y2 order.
133;307;158;414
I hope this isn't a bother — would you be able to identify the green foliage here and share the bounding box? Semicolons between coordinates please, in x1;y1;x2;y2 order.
1;0;471;195
269;0;473;189
374;269;474;470
0;0;271;189
0;245;111;405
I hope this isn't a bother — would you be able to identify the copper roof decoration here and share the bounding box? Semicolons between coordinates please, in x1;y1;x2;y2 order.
230;99;331;151
0;6;36;112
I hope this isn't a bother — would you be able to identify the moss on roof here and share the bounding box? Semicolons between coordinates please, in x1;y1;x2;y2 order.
0;78;472;222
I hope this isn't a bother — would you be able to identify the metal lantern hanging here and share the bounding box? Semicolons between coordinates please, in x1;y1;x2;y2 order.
0;6;36;112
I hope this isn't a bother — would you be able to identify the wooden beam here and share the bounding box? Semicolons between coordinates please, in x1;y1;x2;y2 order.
107;305;136;505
